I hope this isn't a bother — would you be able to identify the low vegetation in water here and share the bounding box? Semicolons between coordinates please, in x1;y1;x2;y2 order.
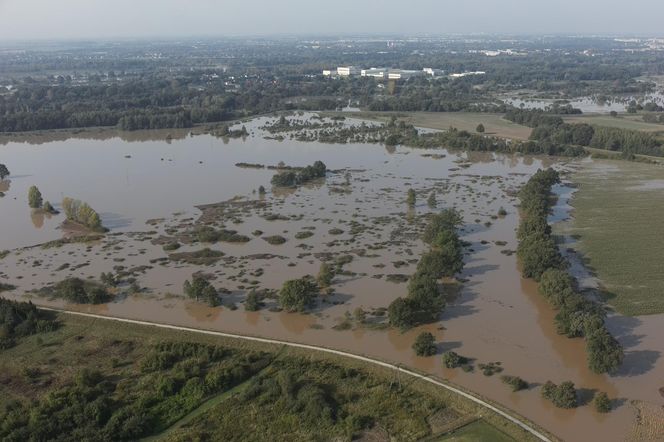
270;160;326;188
500;375;528;392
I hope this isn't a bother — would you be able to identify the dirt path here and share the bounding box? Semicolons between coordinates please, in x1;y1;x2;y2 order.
41;307;553;442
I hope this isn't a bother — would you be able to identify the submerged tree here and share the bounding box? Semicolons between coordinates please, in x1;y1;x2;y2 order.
412;332;437;357
317;263;334;288
0;164;9;180
183;274;220;307
407;189;416;207
427;192;437;209
279;276;319;312
28;186;43;209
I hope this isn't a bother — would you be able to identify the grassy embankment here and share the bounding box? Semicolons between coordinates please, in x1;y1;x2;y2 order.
561;160;664;315
0;312;542;441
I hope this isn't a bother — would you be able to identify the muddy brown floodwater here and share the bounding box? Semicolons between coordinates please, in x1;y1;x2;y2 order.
0;115;662;441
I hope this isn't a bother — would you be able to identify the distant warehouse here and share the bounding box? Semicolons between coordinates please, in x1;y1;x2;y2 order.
323;66;449;79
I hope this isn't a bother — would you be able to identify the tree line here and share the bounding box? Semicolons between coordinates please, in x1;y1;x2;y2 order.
388;209;465;329
506;109;664;157
516;169;623;374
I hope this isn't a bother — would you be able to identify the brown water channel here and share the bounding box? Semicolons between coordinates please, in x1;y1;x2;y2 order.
0;116;662;441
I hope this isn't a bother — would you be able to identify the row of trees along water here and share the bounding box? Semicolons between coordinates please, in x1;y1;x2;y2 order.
516;168;624;374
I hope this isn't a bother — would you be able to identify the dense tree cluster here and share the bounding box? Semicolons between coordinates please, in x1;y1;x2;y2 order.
271;160;327;187
50;278;111;304
517;170;623;374
183;274;220;307
62;197;104;231
541;380;578;409
0;299;58;349
388;209;464;329
279;276;319;312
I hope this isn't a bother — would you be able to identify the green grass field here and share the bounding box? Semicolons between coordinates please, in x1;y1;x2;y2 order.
563;159;664;315
329;111;533;140
0;313;537;441
439;420;515;442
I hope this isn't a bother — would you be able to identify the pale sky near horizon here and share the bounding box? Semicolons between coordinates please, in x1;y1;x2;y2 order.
0;0;662;40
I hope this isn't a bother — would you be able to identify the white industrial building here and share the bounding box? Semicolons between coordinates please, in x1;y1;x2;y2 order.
337;66;360;76
449;71;486;78
387;69;425;80
361;68;387;78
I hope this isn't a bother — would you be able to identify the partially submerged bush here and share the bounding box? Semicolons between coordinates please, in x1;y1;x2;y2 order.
412;332;437;357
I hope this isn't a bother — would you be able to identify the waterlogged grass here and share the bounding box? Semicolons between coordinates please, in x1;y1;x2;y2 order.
564;160;664;315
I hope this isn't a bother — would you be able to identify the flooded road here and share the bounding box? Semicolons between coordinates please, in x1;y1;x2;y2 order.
1;116;662;441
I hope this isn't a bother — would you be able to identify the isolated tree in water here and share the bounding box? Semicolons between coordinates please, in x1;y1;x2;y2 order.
476;123;485;133
0;164;9;180
407;189;416;207
28;186;43;209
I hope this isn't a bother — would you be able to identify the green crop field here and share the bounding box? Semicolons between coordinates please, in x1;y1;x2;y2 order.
562;159;664;315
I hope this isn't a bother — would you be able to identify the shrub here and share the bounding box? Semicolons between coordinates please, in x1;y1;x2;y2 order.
412;332;437;357
245;290;262;311
501;375;528;392
317;263;334;288
406;189;416;207
594;392;611;413
442;351;467;369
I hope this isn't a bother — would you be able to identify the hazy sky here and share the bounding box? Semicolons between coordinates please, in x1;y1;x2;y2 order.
0;0;662;40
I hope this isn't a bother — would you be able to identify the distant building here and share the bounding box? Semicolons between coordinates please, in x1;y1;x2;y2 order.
322;69;333;76
337;66;360;76
361;68;387;78
423;67;444;77
387;69;424;80
449;71;486;78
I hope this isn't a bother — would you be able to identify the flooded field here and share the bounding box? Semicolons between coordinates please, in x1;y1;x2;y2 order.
504;91;664;114
1;115;663;441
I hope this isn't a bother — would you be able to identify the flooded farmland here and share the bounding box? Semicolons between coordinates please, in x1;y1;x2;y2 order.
1;115;663;441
